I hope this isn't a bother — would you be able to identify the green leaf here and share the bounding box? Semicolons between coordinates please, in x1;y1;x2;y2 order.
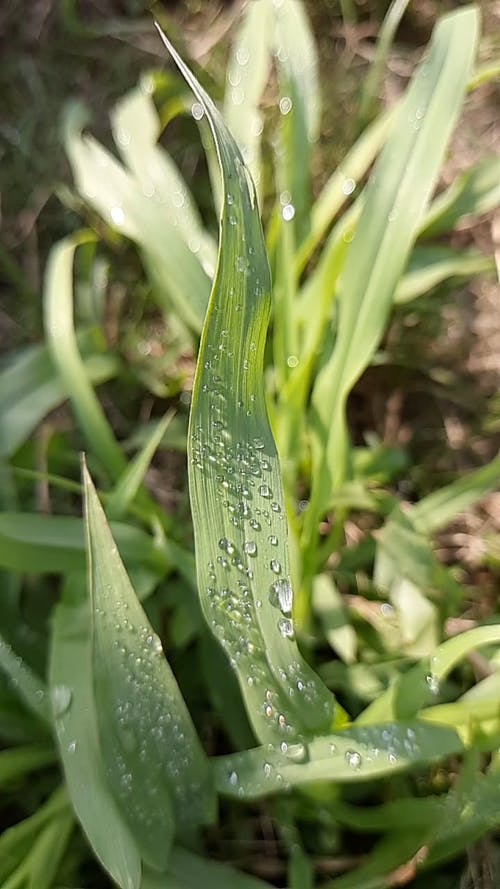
65;103;211;335
156;25;334;744
0;788;68;883
420;155;500;238
112;85;217;277
0;745;55;787
142;847;275;889
215;721;463;799
50;577;142;889
273;0;320;244
83;460;215;871
395;245;494;304
411;452;500;535
0;632;50;727
312;574;357;664
358;623;500;725
0;512;166;575
305;7;479;552
223;0;274;197
44;231;127;482
107;409;175;520
0;334;120;458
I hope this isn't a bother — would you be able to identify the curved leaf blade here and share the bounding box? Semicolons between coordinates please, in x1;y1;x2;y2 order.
156;26;334;745
215;721;463;800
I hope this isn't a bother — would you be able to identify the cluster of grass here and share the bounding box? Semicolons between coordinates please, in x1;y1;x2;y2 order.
1;1;500;887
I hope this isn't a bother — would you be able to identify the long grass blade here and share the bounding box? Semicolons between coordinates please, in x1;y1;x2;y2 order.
304;8;479;560
156;26;335;744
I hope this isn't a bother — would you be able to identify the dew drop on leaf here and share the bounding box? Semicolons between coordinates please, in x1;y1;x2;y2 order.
345;750;362;769
51;684;73;717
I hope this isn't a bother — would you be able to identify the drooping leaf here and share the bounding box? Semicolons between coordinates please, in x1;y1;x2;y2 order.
215;721;463;800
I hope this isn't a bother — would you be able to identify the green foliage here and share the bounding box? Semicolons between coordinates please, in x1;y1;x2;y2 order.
1;1;499;887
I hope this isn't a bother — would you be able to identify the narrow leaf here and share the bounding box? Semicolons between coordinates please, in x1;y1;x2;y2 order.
83;460;215;870
156;26;335;744
215;721;463;800
50;580;142;889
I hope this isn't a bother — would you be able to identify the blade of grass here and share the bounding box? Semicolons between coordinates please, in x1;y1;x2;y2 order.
357;0;411;130
83;460;215;870
111;85;216;277
304;8;479;570
107;410;175;520
358;624;500;724
395;245;494;304
65;104;211;335
156;26;335;744
50;575;142;889
0;512;167;575
0;788;68;883
420;155;500;238
44;231;127;482
214;721;463;799
0;632;50;727
223;0;274;199
0;745;56;786
0;334;120;459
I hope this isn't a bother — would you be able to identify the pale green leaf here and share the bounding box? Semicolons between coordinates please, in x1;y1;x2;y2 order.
65;104;210;334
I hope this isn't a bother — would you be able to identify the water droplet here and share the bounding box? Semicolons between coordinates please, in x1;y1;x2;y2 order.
426;673;440;695
253;437;265;450
282;203;295;222
229;770;239;786
270;502;281;513
52;684;72;717
285;743;308;763
191;102;204;120
270;559;281;574
268;535;278;546
342;177;356;196
249;518;261;531
270;578;293;613
388;752;398;765
345;750;362;769
67;740;77;754
286;354;299;368
236;46;249;65
244;540;257;556
259;484;272;498
278;617;294;638
279;96;293;115
263;761;272;777
110;206;125;226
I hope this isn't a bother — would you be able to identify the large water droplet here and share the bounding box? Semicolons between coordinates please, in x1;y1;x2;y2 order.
244;540;257;556
270;578;292;613
110;206;125;226
52;684;72;717
278;617;294;639
345;750;362;769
